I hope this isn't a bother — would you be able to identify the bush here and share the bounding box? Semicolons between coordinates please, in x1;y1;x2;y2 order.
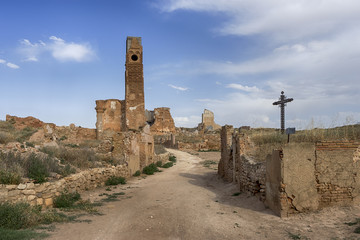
169;155;177;163
0;202;40;230
25;142;34;148
161;162;173;168
0;170;21;185
27;154;49;183
133;170;141;177
105;176;126;186
156;161;163;167
60;164;76;177
0;132;14;144
16;127;37;143
53;191;81;208
142;163;160;175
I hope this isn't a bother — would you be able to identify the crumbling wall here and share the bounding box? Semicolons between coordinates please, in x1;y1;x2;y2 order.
6;115;45;130
198;109;221;131
315;141;360;207
218;125;266;198
266;141;360;217
95;99;124;138
176;128;221;151
149;108;176;134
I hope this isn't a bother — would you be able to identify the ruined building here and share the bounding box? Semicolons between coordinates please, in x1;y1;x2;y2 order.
146;108;176;135
95;37;154;174
218;125;360;217
198;109;221;131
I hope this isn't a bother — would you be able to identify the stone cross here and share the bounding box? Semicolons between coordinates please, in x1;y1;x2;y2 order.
273;91;293;134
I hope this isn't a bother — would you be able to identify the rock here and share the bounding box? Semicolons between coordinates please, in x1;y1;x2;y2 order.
17;183;27;190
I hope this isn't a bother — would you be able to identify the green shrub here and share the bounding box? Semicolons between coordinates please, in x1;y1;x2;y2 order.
169;155;177;163
60;164;76;177
0;132;14;144
105;176;126;186
161;162;173;168
25;142;34;148
142;163;160;175
16;127;37;143
133;170;141;177
27;154;49;183
59;136;67;141
0;170;21;184
53;191;81;208
0;227;48;240
0;202;41;230
156;161;163;167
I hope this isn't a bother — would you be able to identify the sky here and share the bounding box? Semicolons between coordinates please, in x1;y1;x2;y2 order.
1;0;360;129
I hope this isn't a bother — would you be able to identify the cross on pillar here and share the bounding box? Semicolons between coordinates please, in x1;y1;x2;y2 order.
273;91;293;134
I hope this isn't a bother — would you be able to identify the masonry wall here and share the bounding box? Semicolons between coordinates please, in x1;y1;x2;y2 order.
0;152;169;208
150;108;176;134
218;125;266;199
266;141;360;217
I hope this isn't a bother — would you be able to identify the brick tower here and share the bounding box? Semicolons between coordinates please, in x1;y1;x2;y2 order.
125;37;146;131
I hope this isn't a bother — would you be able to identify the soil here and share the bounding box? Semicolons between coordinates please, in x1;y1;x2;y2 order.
47;149;360;240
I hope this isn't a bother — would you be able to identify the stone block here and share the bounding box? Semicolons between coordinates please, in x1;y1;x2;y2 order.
27;195;36;201
22;190;36;195
44;198;53;207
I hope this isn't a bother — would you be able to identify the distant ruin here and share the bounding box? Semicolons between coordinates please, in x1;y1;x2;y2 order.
218;125;360;217
198;109;221;131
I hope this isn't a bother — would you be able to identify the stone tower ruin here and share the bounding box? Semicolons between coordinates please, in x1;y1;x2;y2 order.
125;37;146;131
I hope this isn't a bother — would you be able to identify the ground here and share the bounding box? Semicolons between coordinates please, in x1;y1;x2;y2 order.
47;149;360;240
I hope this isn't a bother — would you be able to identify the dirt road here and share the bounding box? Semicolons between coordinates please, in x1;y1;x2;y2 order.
48;149;360;240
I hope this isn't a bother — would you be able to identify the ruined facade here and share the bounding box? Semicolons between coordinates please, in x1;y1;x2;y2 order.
198;109;221;131
147;107;176;135
218;125;360;217
95;37;154;174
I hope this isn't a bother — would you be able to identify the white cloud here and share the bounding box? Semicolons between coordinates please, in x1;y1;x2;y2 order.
0;58;20;69
158;0;360;42
168;84;188;91
226;83;260;93
6;62;20;69
174;115;201;127
18;36;96;63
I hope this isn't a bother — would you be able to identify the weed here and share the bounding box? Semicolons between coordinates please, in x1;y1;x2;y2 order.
59;136;67;141
105;187;111;191
169;155;177;163
201;160;217;168
142;163;160;175
105;176;126;186
101;193;121;202
0;170;21;184
287;232;301;240
345;218;360;226
161;162;173;168
133;170;141;177
60;164;76;177
232;192;242;196
65;144;79;148
156;161;163;167
25;142;34;148
53;191;81;208
354;226;360;234
0;132;14;144
27;154;49;183
0;227;49;240
16;127;37;143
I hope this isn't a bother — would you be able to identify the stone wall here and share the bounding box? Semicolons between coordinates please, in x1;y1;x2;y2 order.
197;109;221;131
0;152;169;208
218;125;360;217
95;99;125;138
265;141;360;217
149;108;176;135
218;125;266;199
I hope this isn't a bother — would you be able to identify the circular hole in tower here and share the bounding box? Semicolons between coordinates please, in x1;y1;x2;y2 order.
131;54;138;61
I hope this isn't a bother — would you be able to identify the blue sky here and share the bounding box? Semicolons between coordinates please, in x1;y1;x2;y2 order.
1;0;360;129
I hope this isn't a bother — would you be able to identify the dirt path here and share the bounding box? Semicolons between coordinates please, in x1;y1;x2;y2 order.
47;149;360;240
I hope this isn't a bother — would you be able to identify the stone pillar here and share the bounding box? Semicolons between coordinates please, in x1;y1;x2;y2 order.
125;37;146;131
